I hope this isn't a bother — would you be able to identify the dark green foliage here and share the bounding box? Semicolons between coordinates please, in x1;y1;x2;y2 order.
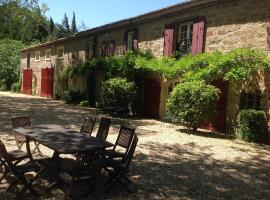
167;81;220;131
237;109;268;143
0;0;49;44
11;81;21;92
71;12;77;34
79;100;89;107
63;89;86;104
61;13;70;37
101;78;137;111
0;39;24;89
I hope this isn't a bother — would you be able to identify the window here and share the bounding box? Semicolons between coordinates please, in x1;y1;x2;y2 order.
101;41;107;57
35;51;40;61
125;29;138;51
57;47;64;58
27;53;30;68
87;37;96;59
127;31;134;51
176;22;193;56
45;49;51;61
240;91;262;110
109;40;115;56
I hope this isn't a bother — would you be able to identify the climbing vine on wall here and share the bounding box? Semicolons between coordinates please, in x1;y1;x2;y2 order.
60;48;270;85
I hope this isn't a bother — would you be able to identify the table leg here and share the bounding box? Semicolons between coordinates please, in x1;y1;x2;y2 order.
25;136;33;161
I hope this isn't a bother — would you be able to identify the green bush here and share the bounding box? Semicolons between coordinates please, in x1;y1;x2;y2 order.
237;109;268;143
11;81;21;93
63;89;86;104
79;100;90;107
167;80;220;131
101;78;137;111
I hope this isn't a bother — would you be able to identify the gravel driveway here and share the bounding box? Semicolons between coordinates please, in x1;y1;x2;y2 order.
0;91;270;200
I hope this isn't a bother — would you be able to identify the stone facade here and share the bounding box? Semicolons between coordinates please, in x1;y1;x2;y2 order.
20;0;270;131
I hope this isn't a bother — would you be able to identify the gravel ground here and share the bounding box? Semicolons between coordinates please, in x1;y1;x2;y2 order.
0;91;270;200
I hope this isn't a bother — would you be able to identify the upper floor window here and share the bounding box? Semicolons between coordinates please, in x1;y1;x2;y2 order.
57;46;64;58
176;22;193;56
109;40;115;56
87;37;96;59
125;29;138;51
27;53;30;68
240;90;262;110
35;51;40;61
101;41;107;57
45;49;51;61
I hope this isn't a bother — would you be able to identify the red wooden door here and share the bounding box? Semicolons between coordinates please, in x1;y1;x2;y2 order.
202;79;228;132
41;68;54;98
23;69;32;95
143;78;161;118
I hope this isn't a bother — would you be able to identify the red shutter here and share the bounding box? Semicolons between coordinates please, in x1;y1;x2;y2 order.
163;25;175;56
23;69;32;95
192;18;206;54
133;29;139;49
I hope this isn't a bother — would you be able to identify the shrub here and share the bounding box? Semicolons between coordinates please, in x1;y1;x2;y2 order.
237;109;268;143
11;81;21;93
79;100;89;107
101;78;137;111
63;89;86;104
167;80;220;131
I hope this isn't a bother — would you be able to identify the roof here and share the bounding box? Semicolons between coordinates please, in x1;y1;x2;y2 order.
21;0;221;52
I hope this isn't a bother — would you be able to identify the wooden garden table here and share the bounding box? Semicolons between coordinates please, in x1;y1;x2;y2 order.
13;124;113;159
13;124;113;187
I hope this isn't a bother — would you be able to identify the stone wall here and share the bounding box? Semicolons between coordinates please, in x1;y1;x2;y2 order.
20;0;270;128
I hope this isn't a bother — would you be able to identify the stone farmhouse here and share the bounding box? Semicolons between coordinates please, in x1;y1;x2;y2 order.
20;0;270;133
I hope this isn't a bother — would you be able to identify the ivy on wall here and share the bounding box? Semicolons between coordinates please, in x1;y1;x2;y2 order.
60;48;270;85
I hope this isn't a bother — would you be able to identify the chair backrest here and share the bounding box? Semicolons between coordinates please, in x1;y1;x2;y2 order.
123;133;138;169
96;117;111;142
80;116;96;135
113;126;135;153
0;140;10;162
10;116;31;128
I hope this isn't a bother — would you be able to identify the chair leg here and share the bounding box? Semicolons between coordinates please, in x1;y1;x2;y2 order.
0;169;9;182
16;167;44;198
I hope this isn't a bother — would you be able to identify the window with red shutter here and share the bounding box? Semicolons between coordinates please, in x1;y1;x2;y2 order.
191;18;206;55
163;25;175;56
176;22;193;56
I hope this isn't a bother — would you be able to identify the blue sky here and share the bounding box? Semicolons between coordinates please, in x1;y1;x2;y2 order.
41;0;185;30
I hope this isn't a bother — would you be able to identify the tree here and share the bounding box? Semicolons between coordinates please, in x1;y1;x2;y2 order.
62;13;70;37
0;0;49;44
49;17;54;34
0;39;24;89
167;80;220;131
71;12;77;34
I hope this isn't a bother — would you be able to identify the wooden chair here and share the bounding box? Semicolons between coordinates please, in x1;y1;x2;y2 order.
59;151;101;199
104;133;138;192
105;126;135;159
10;116;42;155
96;117;111;142
0;147;29;183
0;140;45;199
80;116;96;136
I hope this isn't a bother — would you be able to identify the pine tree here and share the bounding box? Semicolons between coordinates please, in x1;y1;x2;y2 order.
62;13;70;36
49;17;54;34
71;12;77;34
